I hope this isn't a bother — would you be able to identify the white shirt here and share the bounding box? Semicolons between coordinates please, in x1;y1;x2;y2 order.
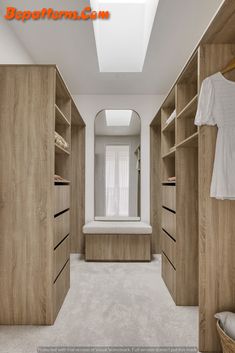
195;72;235;200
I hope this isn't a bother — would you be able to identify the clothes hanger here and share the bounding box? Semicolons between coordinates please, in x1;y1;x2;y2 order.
221;58;235;75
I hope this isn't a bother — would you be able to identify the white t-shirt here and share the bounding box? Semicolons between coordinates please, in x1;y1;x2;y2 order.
195;72;235;200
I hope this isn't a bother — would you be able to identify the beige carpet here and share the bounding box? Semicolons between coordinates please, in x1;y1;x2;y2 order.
0;255;198;353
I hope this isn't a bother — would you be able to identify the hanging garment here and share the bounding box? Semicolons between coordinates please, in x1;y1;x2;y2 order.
195;72;235;200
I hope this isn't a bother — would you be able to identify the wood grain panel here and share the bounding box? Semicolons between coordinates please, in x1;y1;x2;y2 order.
70;125;85;253
176;147;198;306
161;230;176;268
54;211;70;248
85;234;151;261
198;44;235;353
162;252;176;302
53;260;70;319
0;66;55;324
54;185;70;215
54;236;70;281
150;123;162;254
162;207;176;240
162;185;176;212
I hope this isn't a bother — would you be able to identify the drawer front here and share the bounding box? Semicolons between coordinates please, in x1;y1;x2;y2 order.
162;252;176;302
162;185;176;211
54;236;70;281
54;211;70;248
54;185;70;215
53;260;70;319
162;207;176;240
161;230;176;268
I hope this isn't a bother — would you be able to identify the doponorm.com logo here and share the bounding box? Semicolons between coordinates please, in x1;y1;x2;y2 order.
4;6;110;21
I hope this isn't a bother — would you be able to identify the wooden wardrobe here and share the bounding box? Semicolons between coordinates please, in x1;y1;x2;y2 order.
150;0;235;351
0;65;85;325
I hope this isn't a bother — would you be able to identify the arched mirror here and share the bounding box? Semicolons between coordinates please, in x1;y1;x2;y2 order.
95;110;141;221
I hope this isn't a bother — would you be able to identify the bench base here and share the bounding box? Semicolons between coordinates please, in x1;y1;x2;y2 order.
85;234;151;262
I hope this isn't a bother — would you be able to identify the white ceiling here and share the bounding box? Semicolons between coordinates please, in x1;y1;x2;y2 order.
95;110;141;136
0;0;222;95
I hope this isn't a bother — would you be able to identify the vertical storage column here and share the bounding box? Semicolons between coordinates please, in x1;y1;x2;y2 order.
53;72;71;318
175;51;199;306
150;111;162;254
198;43;235;352
161;88;177;301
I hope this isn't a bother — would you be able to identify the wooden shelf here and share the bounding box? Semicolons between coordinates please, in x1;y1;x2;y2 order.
162;118;175;133
55;142;70;155
177;94;198;120
55;105;70;126
162;148;176;159
176;132;198;148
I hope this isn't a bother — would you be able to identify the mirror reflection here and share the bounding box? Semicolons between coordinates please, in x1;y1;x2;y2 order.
95;110;141;221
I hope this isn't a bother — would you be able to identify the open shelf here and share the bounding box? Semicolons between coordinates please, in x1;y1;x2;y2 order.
176;51;198;114
56;71;71;123
55;104;70;126
55;142;70;155
176;132;198;148
162;117;175;133
162;148;176;159
176;93;198;145
177;94;198;120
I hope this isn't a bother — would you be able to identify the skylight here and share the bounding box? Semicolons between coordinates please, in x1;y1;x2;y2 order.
105;110;132;126
91;0;159;72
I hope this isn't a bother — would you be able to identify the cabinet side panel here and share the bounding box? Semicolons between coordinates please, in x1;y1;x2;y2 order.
70;125;85;253
0;66;55;324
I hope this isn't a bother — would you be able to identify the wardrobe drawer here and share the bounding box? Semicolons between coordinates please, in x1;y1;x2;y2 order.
54;185;70;215
162;185;176;211
161;230;176;268
53;259;70;319
162;252;176;301
54;235;70;281
162;207;176;240
54;210;70;248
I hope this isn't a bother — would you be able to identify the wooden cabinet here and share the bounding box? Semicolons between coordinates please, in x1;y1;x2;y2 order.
54;235;70;280
0;65;85;325
162;185;176;211
161;230;176;268
162;207;176;240
162;252;176;301
54;185;70;215
54;210;70;248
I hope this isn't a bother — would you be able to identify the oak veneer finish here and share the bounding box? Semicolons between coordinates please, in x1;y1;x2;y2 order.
176;146;198;306
150;120;162;253
85;234;151;261
54;185;70;215
53;260;70;319
54;236;70;280
198;44;235;353
0;66;55;324
54;210;70;248
162;208;176;240
70;123;85;253
0;65;85;325
162;252;176;302
161;230;176;268
162;185;176;212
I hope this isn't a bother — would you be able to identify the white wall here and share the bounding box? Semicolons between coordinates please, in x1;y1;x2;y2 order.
0;16;33;63
73;94;164;223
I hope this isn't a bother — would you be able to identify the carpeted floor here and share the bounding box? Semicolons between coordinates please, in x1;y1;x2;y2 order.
0;255;198;353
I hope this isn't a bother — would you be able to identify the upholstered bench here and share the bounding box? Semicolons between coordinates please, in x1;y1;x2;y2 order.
83;221;152;262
